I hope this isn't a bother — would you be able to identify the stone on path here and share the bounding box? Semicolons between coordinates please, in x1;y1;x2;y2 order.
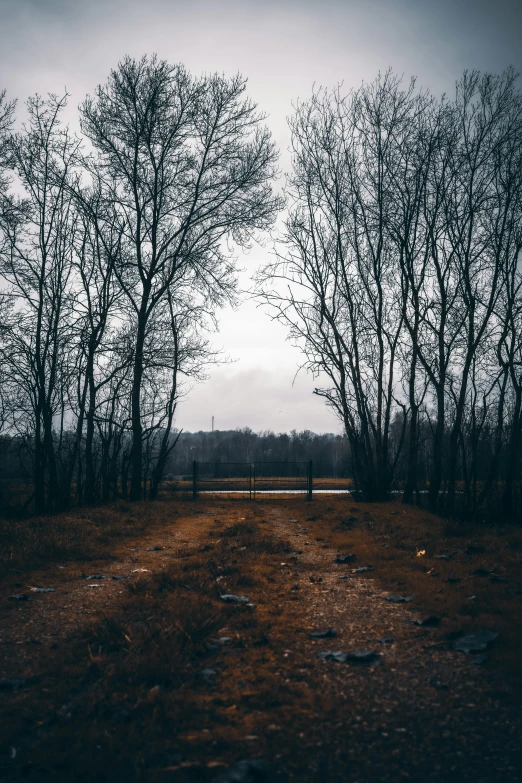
309;628;337;639
385;594;415;603
318;649;381;665
212;759;272;782
453;629;499;654
220;594;250;603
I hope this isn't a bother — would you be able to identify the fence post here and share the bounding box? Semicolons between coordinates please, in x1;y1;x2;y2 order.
307;459;313;500
253;464;256;500
192;460;198;499
249;463;252;500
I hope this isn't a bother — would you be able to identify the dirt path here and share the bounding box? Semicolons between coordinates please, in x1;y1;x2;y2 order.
245;505;522;782
0;510;206;676
1;498;522;782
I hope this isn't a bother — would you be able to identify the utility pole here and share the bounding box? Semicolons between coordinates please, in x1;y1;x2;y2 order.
212;416;214;433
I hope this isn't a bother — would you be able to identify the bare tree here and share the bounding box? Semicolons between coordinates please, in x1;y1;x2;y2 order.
258;74;421;500
146;288;216;500
2;64;522;520
386;89;445;503
1;94;82;511
260;68;522;515
490;141;522;514
68;178;126;504
80;55;281;500
0;90;16;435
0;89;15;208
442;70;522;511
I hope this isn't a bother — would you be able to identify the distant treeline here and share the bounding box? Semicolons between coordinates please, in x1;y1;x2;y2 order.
0;428;350;511
1;418;521;517
165;429;350;478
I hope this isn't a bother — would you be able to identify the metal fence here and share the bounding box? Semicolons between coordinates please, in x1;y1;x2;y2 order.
190;460;314;499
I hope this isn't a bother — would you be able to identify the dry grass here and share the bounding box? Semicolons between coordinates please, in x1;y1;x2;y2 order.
1;495;521;782
0;501;183;576
0;500;302;781
89;580;226;687
302;498;522;686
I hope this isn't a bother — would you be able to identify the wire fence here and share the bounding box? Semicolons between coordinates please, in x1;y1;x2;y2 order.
168;460;315;498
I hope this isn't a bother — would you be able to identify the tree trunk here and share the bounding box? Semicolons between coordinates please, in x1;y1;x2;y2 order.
478;373;508;508
61;368;90;509
34;412;46;513
428;387;445;511
84;355;97;505
447;382;472;514
130;302;148;501
502;388;522;517
403;404;418;504
42;403;58;512
100;435;111;503
121;449;131;500
403;341;419;504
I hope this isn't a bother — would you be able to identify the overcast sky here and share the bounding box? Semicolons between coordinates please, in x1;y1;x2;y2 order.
1;0;521;434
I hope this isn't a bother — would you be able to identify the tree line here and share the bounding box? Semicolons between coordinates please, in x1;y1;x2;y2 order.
257;69;522;516
0;56;281;512
1;59;522;518
164;428;350;478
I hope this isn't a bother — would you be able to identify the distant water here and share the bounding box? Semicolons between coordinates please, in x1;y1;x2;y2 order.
199;489;461;495
200;489;351;494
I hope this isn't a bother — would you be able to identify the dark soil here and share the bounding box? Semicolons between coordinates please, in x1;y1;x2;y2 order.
1;496;521;782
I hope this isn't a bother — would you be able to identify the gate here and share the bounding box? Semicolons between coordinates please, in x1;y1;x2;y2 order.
191;460;313;499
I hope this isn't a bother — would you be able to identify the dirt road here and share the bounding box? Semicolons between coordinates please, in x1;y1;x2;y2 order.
1;497;521;782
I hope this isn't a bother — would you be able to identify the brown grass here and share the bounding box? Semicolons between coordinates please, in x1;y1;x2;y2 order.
0;499;304;781
1;495;521;782
301;498;522;686
0;502;156;576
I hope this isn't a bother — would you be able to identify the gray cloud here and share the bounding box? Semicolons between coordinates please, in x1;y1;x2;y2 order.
1;0;520;433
